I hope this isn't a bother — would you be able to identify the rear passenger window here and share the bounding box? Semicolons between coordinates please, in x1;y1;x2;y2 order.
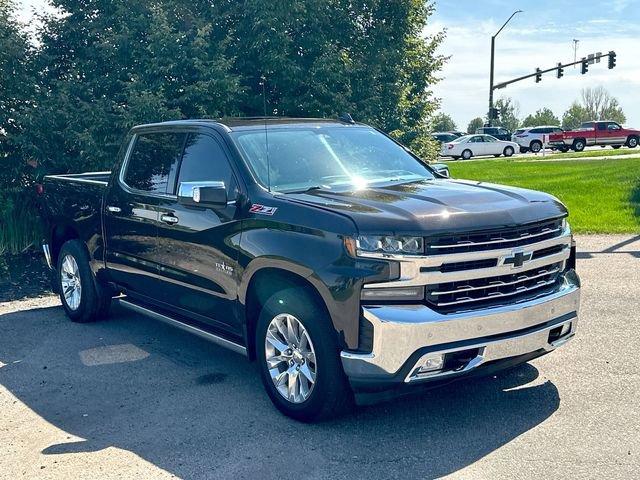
124;132;186;194
597;123;607;131
177;133;238;199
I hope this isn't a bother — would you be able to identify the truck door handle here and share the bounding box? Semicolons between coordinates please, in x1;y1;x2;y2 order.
161;214;179;225
106;205;121;213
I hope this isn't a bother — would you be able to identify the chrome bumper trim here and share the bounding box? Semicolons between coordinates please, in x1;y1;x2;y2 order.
341;272;580;381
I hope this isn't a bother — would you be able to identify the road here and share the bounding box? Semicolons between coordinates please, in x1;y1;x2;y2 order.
1;235;639;479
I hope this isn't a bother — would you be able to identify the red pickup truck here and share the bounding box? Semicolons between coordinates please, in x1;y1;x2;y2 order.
548;121;640;152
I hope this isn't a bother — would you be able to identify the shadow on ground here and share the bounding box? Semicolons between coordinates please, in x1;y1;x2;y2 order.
0;251;51;302
0;304;560;479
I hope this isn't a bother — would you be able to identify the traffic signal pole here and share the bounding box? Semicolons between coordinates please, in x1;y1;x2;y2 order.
488;10;522;127
492;51;616;91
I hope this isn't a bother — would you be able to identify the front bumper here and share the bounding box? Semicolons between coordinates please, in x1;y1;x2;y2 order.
341;271;580;389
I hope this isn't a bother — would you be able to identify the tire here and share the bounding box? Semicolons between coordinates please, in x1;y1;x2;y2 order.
612;145;622;149
461;149;472;160
255;287;353;422
503;146;515;157
572;139;586;152
627;136;638;148
57;239;111;322
529;140;542;153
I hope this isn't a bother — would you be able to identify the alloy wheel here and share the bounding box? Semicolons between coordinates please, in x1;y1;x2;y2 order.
265;313;317;403
61;254;82;310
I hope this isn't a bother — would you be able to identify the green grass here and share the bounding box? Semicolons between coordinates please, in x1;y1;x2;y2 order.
448;157;640;234
544;148;640;160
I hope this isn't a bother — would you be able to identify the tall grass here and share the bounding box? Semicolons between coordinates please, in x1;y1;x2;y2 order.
0;200;42;255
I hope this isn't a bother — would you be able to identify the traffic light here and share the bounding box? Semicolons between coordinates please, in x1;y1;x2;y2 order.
608;51;617;69
581;58;589;74
535;68;542;83
557;63;564;78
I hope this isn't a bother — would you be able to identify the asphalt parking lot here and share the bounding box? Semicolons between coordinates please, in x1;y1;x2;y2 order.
1;235;638;479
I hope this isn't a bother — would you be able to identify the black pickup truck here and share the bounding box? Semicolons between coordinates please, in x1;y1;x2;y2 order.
39;117;580;421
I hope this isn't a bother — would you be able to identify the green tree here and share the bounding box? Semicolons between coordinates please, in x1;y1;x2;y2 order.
561;102;589;130
467;117;484;134
521;107;560;127
493;97;520;132
430;113;457;132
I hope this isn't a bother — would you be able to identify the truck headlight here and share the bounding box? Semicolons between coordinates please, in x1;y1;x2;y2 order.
356;235;424;256
562;218;570;233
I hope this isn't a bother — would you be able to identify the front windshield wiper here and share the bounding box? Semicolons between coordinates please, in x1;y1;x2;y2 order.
283;185;332;194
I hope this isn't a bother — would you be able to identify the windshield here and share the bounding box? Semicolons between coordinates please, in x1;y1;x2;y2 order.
229;126;435;192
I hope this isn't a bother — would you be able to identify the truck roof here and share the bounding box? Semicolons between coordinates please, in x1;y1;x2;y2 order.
132;117;365;132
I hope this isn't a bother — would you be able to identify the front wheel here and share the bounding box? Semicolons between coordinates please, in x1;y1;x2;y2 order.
256;288;353;422
57;240;111;322
503;146;515;157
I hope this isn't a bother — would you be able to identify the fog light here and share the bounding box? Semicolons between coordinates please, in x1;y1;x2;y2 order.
418;353;444;373
560;322;571;336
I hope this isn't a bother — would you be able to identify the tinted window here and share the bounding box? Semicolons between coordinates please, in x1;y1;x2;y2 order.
530;128;542;134
178;133;237;199
597;122;607;131
124;132;186;194
470;136;484;143
581;122;594;129
498;129;508;135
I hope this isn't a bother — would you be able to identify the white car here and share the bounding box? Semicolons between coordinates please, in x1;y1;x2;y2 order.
440;134;519;160
512;126;565;153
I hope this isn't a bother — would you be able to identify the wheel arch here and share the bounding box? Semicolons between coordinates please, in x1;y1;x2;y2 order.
50;223;81;267
242;266;335;361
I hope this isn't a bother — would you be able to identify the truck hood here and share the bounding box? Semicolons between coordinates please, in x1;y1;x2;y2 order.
285;179;567;234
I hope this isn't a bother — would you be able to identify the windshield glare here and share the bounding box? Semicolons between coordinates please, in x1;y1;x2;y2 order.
230;126;435;192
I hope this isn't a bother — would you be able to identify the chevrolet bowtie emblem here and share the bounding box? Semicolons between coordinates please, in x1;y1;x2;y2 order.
503;250;533;268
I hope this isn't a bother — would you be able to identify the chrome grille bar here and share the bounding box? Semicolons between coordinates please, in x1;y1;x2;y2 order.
434;278;558;307
430;226;561;250
431;266;560;296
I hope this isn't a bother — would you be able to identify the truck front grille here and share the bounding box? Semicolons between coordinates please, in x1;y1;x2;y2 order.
361;217;572;314
426;262;563;313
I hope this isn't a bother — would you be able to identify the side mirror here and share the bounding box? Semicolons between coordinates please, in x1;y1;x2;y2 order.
431;163;450;178
178;181;228;208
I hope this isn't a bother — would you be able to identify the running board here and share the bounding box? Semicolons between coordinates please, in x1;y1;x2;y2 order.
116;298;247;356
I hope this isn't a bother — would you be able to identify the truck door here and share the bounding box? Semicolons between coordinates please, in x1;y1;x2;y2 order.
103;131;187;298
154;131;243;333
602;122;625;145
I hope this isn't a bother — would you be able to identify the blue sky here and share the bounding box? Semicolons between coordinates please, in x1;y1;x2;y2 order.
428;0;640;129
15;0;640;129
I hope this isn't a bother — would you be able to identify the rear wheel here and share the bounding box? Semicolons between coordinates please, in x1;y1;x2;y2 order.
57;240;111;322
529;140;542;153
627;136;638;148
503;146;515;157
255;287;353;422
573;139;586;152
461;149;472;160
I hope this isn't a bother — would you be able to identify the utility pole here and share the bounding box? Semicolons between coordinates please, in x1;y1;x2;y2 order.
573;39;579;68
488;10;522;126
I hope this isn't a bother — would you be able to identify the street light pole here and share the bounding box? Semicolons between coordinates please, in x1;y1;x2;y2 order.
488;10;522;126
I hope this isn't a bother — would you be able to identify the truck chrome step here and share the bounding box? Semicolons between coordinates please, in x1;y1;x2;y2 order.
115;298;247;356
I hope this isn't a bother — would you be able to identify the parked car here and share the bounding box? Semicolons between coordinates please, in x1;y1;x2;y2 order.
475;126;511;141
548;120;640;151
447;130;467;138
512;126;566;153
38;117;580;422
441;134;519;160
431;132;460;144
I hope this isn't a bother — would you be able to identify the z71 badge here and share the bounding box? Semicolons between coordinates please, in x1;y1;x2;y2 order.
249;204;278;215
